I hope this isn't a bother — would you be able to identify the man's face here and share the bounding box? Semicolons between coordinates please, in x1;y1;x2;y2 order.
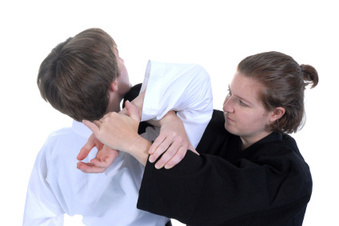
113;46;132;97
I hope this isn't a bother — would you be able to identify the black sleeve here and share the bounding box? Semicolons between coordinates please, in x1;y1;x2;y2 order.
137;121;312;225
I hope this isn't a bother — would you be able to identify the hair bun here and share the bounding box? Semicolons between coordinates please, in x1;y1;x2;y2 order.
300;64;319;88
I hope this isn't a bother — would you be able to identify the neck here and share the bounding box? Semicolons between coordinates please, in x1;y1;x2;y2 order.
106;94;123;113
240;139;252;150
240;131;272;150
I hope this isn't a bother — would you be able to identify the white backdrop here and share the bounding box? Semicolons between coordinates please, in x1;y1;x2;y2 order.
1;0;338;225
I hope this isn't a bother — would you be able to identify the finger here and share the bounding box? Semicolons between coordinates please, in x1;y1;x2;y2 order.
77;162;106;173
149;135;166;155
164;146;187;169
77;133;96;160
91;149;119;168
149;137;174;163
119;107;128;116
90;158;112;169
189;147;199;155
82;120;100;135
125;101;140;121
154;140;182;169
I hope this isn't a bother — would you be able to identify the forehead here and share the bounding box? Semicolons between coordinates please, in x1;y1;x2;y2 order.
230;72;264;104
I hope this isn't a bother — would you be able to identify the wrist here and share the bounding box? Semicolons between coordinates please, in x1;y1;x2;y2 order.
128;135;151;166
158;111;177;126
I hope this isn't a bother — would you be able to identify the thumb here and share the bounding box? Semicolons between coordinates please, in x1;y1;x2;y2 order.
125;100;141;122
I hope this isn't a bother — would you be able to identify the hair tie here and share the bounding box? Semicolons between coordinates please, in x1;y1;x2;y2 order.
298;65;303;76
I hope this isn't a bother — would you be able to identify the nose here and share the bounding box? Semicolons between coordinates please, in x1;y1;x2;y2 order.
223;96;234;113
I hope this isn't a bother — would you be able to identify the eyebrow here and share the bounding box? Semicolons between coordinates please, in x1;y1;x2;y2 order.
228;85;253;105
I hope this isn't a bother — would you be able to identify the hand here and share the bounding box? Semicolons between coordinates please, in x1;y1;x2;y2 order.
120;91;145;117
82;101;141;152
81;101;151;166
77;133;119;173
149;111;199;169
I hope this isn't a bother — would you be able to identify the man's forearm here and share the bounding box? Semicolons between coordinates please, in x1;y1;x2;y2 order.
127;135;151;166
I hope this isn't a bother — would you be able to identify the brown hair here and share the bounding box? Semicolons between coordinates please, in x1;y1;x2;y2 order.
238;51;319;133
37;28;118;121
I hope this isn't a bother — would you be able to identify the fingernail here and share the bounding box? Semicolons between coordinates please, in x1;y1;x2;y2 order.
155;163;161;169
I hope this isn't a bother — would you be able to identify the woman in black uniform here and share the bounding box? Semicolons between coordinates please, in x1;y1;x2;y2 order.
79;51;318;226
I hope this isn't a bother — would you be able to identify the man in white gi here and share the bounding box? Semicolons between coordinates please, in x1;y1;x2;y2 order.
23;28;213;225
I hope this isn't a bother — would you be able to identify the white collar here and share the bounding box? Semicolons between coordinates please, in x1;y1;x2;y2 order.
71;120;93;138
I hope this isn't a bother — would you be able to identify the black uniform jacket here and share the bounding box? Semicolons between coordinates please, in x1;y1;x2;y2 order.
137;110;313;226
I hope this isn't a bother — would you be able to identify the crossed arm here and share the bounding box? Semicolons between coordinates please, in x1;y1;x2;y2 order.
77;62;212;173
77;100;197;173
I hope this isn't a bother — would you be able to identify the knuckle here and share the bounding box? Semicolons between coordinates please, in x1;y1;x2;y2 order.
175;152;185;161
174;137;184;145
160;154;170;163
167;130;176;138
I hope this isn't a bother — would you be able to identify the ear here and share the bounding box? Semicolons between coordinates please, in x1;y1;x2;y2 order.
269;107;285;123
109;80;118;92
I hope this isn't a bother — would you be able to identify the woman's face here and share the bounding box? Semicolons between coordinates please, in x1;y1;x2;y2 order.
223;72;274;146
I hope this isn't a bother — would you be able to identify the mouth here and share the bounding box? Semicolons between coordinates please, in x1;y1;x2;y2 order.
226;117;234;123
224;113;234;123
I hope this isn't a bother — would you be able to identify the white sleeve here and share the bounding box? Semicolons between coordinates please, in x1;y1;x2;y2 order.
140;61;213;148
23;148;64;226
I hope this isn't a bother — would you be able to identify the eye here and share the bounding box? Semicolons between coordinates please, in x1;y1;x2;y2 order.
239;99;248;106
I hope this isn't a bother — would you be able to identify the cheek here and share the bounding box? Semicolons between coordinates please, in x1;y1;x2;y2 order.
246;112;270;129
117;73;131;95
238;110;265;127
120;66;130;84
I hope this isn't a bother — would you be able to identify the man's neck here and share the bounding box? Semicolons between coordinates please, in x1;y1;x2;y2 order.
106;94;123;113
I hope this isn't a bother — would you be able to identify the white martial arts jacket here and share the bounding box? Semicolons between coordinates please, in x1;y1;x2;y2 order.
23;60;213;226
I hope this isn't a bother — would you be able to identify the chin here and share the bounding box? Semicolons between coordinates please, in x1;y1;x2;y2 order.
224;123;233;133
225;124;241;136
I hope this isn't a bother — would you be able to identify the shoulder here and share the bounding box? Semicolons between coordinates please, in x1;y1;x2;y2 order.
252;134;311;178
187;63;210;82
259;134;301;158
39;127;86;159
245;134;312;198
44;127;74;145
150;61;210;81
188;63;209;74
